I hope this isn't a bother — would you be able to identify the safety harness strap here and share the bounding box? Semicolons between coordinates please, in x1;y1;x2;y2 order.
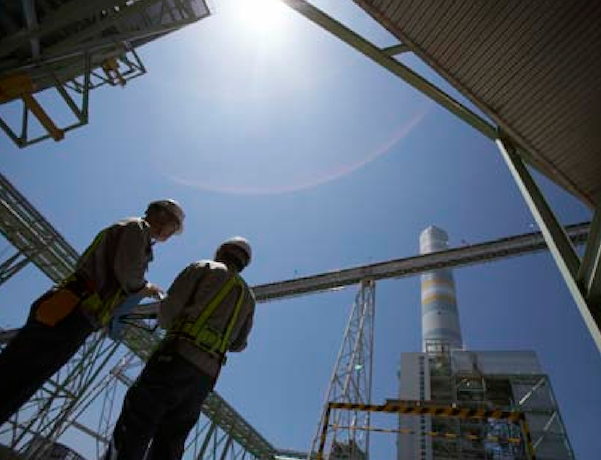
188;275;239;337
219;282;245;354
169;273;245;359
61;229;126;326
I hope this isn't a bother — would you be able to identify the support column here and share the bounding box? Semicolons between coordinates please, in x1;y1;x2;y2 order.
309;279;375;460
496;137;601;354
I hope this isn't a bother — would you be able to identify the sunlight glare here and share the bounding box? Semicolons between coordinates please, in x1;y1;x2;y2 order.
234;0;288;35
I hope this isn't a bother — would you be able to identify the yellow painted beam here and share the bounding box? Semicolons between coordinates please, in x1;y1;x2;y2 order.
21;93;64;141
0;73;35;103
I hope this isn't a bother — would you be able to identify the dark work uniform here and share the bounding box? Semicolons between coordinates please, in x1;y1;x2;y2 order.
104;260;255;460
0;218;153;425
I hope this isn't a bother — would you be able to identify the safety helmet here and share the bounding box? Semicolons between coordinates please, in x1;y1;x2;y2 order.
146;199;185;234
217;236;252;268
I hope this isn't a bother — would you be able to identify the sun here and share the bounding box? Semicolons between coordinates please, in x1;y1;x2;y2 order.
232;0;288;36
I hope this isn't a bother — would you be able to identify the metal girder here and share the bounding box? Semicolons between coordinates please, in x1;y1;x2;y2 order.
0;249;30;287
0;170;78;283
0;331;121;458
21;0;40;59
279;0;496;140
578;199;601;305
128;221;590;320
279;0;601;355
0;48;149;148
0;0;124;59
497;137;601;355
382;44;410;56
0;0;211;147
82;350;276;460
2;219;590;342
0;1;210;62
319;400;536;460
250;223;590;303
202;393;275;460
279;0;573;203
309;281;375;460
0;170;275;459
273;449;314;460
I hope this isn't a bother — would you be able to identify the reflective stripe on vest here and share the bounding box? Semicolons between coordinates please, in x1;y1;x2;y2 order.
63;229;126;326
168;274;245;356
81;290;125;326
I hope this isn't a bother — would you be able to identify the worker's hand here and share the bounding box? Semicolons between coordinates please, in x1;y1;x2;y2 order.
140;282;165;300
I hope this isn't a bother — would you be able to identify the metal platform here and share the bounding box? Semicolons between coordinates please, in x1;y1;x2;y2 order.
0;0;211;147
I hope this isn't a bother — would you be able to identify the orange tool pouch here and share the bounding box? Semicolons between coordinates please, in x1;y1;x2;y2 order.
34;288;81;327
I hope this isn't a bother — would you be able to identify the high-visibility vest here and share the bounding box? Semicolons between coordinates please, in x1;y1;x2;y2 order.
167;274;245;362
63;229;126;326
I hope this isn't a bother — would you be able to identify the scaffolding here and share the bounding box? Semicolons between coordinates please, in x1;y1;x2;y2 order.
1;0;599;458
0;165;589;459
398;345;575;460
0;0;211;147
319;401;534;460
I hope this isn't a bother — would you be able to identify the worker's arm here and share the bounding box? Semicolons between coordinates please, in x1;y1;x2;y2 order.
113;222;152;294
229;297;255;352
159;263;207;329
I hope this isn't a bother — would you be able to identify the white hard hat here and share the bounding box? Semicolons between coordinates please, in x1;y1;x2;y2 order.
147;199;185;234
218;236;252;267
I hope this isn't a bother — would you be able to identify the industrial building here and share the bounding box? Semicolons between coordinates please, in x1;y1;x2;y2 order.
1;1;600;460
398;227;573;460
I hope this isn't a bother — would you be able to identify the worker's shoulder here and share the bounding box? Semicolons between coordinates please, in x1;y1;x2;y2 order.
108;217;149;234
188;259;221;271
118;217;148;229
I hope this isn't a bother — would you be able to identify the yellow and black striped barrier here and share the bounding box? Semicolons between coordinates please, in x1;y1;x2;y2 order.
328;401;525;423
331;423;523;444
316;401;535;460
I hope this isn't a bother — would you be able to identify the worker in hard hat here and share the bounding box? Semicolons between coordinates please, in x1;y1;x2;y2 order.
104;237;256;460
0;199;185;425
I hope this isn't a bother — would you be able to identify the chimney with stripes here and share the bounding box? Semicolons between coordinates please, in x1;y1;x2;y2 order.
419;226;463;353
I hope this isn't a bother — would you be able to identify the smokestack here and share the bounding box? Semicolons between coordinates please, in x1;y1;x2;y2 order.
419;226;463;352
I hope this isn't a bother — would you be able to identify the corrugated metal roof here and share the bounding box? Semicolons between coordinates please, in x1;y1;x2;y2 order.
354;0;601;207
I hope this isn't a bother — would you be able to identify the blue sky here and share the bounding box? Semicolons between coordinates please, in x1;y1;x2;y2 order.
1;0;599;459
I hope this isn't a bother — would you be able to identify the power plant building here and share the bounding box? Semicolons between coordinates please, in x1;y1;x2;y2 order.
398;227;574;460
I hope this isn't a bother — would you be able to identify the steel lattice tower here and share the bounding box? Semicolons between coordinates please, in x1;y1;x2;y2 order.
309;279;375;460
0;169;591;460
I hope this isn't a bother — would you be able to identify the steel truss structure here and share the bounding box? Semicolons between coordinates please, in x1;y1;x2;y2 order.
308;280;375;460
0;1;598;458
1;164;589;459
0;162;592;458
317;401;535;460
78;350;276;460
0;168;276;460
280;0;601;357
418;346;574;460
0;0;211;147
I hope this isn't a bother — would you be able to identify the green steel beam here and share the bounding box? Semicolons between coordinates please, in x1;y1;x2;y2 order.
278;0;593;209
0;169;275;459
496;137;601;354
0;250;31;287
382;43;410;56
279;0;497;140
578;198;601;304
